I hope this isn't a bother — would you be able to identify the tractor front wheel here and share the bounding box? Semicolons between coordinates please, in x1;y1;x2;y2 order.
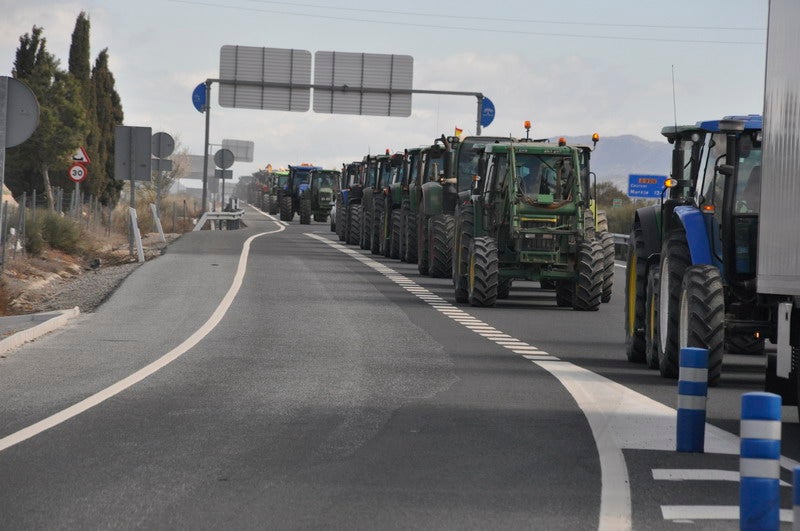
657;227;691;379
468;237;499;307
299;197;312;224
625;224;648;362
429;214;454;278
348;204;362;246
573;240;603;311
279;195;293;221
679;265;725;386
390;210;402;259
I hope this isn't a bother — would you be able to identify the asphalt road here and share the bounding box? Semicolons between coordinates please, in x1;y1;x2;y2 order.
0;206;796;530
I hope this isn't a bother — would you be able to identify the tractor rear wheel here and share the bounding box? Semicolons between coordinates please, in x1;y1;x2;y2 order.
360;204;372;250
625;224;648;362
371;201;383;255
573;240;603;311
349;204;362;246
599;231;615;303
417;215;430;275
390;210;402;259
299;197;311;224
644;266;660;369
679;265;725;386
429;214;454;278
279;196;293;221
399;202;409;261
468;237;498;307
405;209;418;263
453;204;473;303
657;227;691;379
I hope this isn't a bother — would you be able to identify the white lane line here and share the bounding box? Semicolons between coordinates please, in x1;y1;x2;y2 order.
661;506;794;523
0;222;287;453
304;233;800;531
652;469;791;487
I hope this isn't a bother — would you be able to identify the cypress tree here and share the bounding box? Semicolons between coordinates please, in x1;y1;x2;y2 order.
91;49;124;204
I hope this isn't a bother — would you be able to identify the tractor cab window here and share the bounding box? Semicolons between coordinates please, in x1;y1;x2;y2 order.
426;156;445;182
515;154;574;200
314;174;334;190
407;153;420;186
733;134;762;214
278;175;289;188
380;163;393;188
366;163;378;188
699;134;728;222
457;143;487;192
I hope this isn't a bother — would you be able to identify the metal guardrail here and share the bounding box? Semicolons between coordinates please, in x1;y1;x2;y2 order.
193;210;245;231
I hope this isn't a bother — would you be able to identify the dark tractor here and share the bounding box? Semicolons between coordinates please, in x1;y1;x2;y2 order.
337;161;363;244
265;170;288;215
376;152;407;258
355;155;380;251
625;115;769;385
452;139;603;309
400;147;425;264
308;169;337;223
280;165;321;223
412;138;451;275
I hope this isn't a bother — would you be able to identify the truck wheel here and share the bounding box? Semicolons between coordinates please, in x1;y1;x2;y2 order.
644;266;660;369
360;204;371;250
625;224;648;362
657;227;691;379
573;240;603;311
406;210;418;264
429;214;454;278
555;281;574;307
349;204;362;246
390;210;402;259
417;215;430;275
299;197;312;224
279;196;293;221
468;237;498;307
498;279;512;299
725;334;765;355
371;201;383;255
679;265;725;386
599;231;615;303
453;204;473;303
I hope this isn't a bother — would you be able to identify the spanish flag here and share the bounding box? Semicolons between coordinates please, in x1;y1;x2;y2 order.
454;127;463;137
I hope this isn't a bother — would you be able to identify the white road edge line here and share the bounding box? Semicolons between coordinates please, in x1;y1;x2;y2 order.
303;233;800;531
0;221;286;453
652;468;791;487
661;505;794;523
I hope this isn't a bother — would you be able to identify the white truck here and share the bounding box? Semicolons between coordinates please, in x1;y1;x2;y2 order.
760;0;800;417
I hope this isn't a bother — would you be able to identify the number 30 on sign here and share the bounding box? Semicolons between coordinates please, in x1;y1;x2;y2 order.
68;163;88;183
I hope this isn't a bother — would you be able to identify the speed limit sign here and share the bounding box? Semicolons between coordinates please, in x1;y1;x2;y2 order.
68;163;88;183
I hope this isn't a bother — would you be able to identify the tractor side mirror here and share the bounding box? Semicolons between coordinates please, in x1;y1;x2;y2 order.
717;164;735;177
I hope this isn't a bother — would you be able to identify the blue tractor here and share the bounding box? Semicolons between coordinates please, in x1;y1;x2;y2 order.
625;115;765;385
280;165;321;224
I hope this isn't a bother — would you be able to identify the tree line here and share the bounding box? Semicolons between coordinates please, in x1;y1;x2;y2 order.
6;12;123;207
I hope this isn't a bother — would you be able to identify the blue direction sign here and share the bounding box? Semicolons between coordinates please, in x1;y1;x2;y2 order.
628;174;668;198
192;82;207;113
481;97;495;128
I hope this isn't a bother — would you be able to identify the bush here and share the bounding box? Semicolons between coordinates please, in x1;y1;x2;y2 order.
40;211;82;252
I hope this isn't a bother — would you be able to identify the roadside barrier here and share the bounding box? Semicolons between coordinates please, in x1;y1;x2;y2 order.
676;347;708;452
740;392;782;531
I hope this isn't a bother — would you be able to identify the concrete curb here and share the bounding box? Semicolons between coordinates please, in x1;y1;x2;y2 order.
0;306;81;355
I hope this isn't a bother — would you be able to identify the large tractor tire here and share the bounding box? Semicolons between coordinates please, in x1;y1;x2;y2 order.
299;197;312;224
453;204;473;303
679;265;725;386
624;224;648;362
657;227;691;380
429;214;454;278
360;204;372;250
279;195;293;221
337;205;348;242
583;210;596;240
468;236;499;307
417;215;430;275
399;202;410;261
349;204;362;246
725;334;765;355
599;231;615;303
390;210;402;260
555;281;574;307
371;201;383;255
269;195;279;215
265;195;274;214
405;208;418;264
596;210;609;233
644;266;661;369
573;240;603;311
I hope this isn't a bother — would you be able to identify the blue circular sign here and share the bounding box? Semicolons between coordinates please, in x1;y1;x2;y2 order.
192;82;207;113
481;97;495;128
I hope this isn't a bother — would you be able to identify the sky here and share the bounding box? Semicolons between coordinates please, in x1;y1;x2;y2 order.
0;0;769;182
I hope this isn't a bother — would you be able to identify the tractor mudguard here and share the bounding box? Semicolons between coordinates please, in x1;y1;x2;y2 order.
673;205;713;265
421;181;443;218
634;205;661;260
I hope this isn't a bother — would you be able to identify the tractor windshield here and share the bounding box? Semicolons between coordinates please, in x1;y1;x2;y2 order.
380;162;393;188
314;174;334;189
277;175;289;187
733;134;762;213
515;154;575;200
426;156;445;182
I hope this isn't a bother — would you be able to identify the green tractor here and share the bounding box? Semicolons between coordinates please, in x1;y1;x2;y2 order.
280;165;321;223
264;170;288;216
375;152;407;258
452;138;603;309
400;146;428;264
308;168;337;223
355;155;380;251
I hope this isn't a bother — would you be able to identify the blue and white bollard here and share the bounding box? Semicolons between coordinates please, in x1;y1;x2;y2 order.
739;392;782;531
676;347;708;452
794;467;799;531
